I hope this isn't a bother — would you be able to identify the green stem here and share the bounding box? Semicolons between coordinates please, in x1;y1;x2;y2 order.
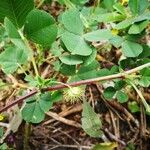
37;0;45;8
129;81;150;113
17;63;28;76
18;30;39;76
23;123;31;150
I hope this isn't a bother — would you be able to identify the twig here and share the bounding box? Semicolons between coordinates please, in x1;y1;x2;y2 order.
44;144;92;150
50;126;80;146
46;111;81;128
107;100;139;127
103;128;126;146
0;122;9;128
0;63;150;113
43;104;82;125
129;81;150;113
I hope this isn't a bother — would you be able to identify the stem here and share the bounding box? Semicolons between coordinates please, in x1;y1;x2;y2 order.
129;81;150;113
18;30;39;76
37;0;45;8
17;63;28;76
31;57;39;76
23;123;31;150
0;62;150;113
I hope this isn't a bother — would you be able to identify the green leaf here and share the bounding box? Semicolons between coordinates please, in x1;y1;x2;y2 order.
84;29;112;42
0;0;34;28
0;143;8;150
96;12;125;23
22;101;45;123
61;32;92;56
116;91;128;103
0;26;6;43
120;58;136;70
140;77;150;87
0;46;27;74
115;18;134;29
24;9;57;46
82;100;103;137
121;40;143;57
138;45;150;58
103;87;116;100
128;101;140;113
113;3;126;15
139;68;150;87
92;142;117;150
4;18;28;51
134;12;150;23
82;49;97;66
103;0;115;11
51;91;63;103
114;80;126;90
60;64;76;76
129;0;149;15
60;55;83;65
39;93;52;112
77;60;99;79
109;35;124;48
61;9;83;35
96;69;110;78
25;75;38;87
50;42;63;57
128;20;149;34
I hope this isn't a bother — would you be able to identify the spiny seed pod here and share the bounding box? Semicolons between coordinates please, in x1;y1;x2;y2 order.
63;86;85;103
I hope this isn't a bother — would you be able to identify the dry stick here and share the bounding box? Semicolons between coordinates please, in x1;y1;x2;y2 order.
45;144;91;150
46;111;81;128
103;128;126;146
0;62;150;113
43;104;82;125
